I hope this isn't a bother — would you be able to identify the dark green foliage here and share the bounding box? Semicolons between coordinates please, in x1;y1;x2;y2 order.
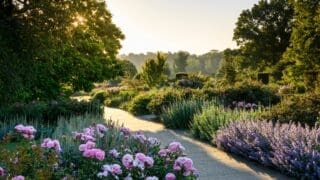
141;53;169;87
176;73;207;89
120;60;138;78
263;93;320;125
147;88;183;115
282;0;320;85
0;99;103;123
128;92;154;115
161;100;205;129
221;83;280;106
233;0;293;70
173;51;189;73
104;90;138;108
0;0;124;105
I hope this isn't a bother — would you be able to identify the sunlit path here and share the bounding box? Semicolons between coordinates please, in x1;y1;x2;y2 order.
104;107;291;180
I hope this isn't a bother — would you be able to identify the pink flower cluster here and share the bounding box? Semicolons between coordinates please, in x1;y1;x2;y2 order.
83;148;105;161
173;157;197;176
97;164;122;178
133;153;154;170
96;124;107;137
15;124;36;140
132;132;147;143
78;141;105;160
165;173;176;180
121;152;154;170
158;141;186;157
145;176;158;180
108;149;120;158
41;138;61;152
73;124;107;142
147;137;160;147
12;175;25;180
0;167;4;176
79;141;96;152
120;127;131;136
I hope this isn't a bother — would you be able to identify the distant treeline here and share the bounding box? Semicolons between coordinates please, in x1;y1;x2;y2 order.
119;50;223;76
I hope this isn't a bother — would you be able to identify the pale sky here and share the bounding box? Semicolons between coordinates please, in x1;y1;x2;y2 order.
107;0;259;55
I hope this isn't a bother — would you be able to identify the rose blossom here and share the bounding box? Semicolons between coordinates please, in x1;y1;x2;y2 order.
83;148;105;161
122;154;134;170
165;173;176;180
145;176;158;180
173;157;197;176
41;138;61;152
158;149;168;157
12;175;25;180
79;141;96;151
168;142;185;153
109;149;120;158
0;167;4;176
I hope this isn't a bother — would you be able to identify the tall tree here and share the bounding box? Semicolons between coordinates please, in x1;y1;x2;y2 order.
233;0;294;72
173;51;189;73
141;53;168;87
282;0;320;84
0;0;124;104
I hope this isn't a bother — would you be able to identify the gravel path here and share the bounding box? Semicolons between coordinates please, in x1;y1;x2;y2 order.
104;107;292;180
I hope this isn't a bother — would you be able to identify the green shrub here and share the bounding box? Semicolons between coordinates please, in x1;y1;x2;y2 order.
147;88;183;115
0;99;103;123
127;92;155;115
161;100;205;129
191;104;265;142
92;91;109;103
263;93;320;125
221;83;280;106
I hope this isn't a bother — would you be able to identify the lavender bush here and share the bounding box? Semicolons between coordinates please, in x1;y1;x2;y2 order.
216;120;320;178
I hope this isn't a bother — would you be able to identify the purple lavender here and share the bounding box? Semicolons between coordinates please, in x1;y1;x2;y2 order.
216;120;320;178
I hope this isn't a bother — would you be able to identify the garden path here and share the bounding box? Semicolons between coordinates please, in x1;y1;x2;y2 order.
104;107;291;180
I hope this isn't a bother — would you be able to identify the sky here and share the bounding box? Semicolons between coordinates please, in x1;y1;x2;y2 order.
107;0;259;55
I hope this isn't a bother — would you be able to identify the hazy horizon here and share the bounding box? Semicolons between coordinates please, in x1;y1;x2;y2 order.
108;0;259;55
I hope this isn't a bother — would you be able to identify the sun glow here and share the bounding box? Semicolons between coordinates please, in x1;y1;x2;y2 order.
72;15;87;27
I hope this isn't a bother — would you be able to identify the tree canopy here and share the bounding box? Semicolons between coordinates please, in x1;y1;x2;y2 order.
0;0;124;104
233;0;294;71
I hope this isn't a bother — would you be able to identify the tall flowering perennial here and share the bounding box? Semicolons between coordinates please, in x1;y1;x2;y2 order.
14;124;36;140
216;120;320;178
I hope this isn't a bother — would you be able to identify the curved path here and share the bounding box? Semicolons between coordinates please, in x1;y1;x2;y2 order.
104;107;291;180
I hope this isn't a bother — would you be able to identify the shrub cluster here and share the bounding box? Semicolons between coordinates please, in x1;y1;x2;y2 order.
263;93;320;125
0;118;198;179
216;120;320;178
161;100;205;129
0;99;102;123
191;104;264;142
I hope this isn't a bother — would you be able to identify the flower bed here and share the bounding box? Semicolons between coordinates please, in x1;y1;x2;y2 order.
0;122;198;179
216;120;320;178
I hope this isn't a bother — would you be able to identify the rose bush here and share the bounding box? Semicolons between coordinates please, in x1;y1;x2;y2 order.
0;123;199;179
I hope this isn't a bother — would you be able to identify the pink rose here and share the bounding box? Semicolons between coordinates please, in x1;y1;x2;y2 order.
94;149;105;161
12;175;25;180
0;167;4;176
122;154;134;170
168;142;185;153
165;173;176;180
158;149;168;157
